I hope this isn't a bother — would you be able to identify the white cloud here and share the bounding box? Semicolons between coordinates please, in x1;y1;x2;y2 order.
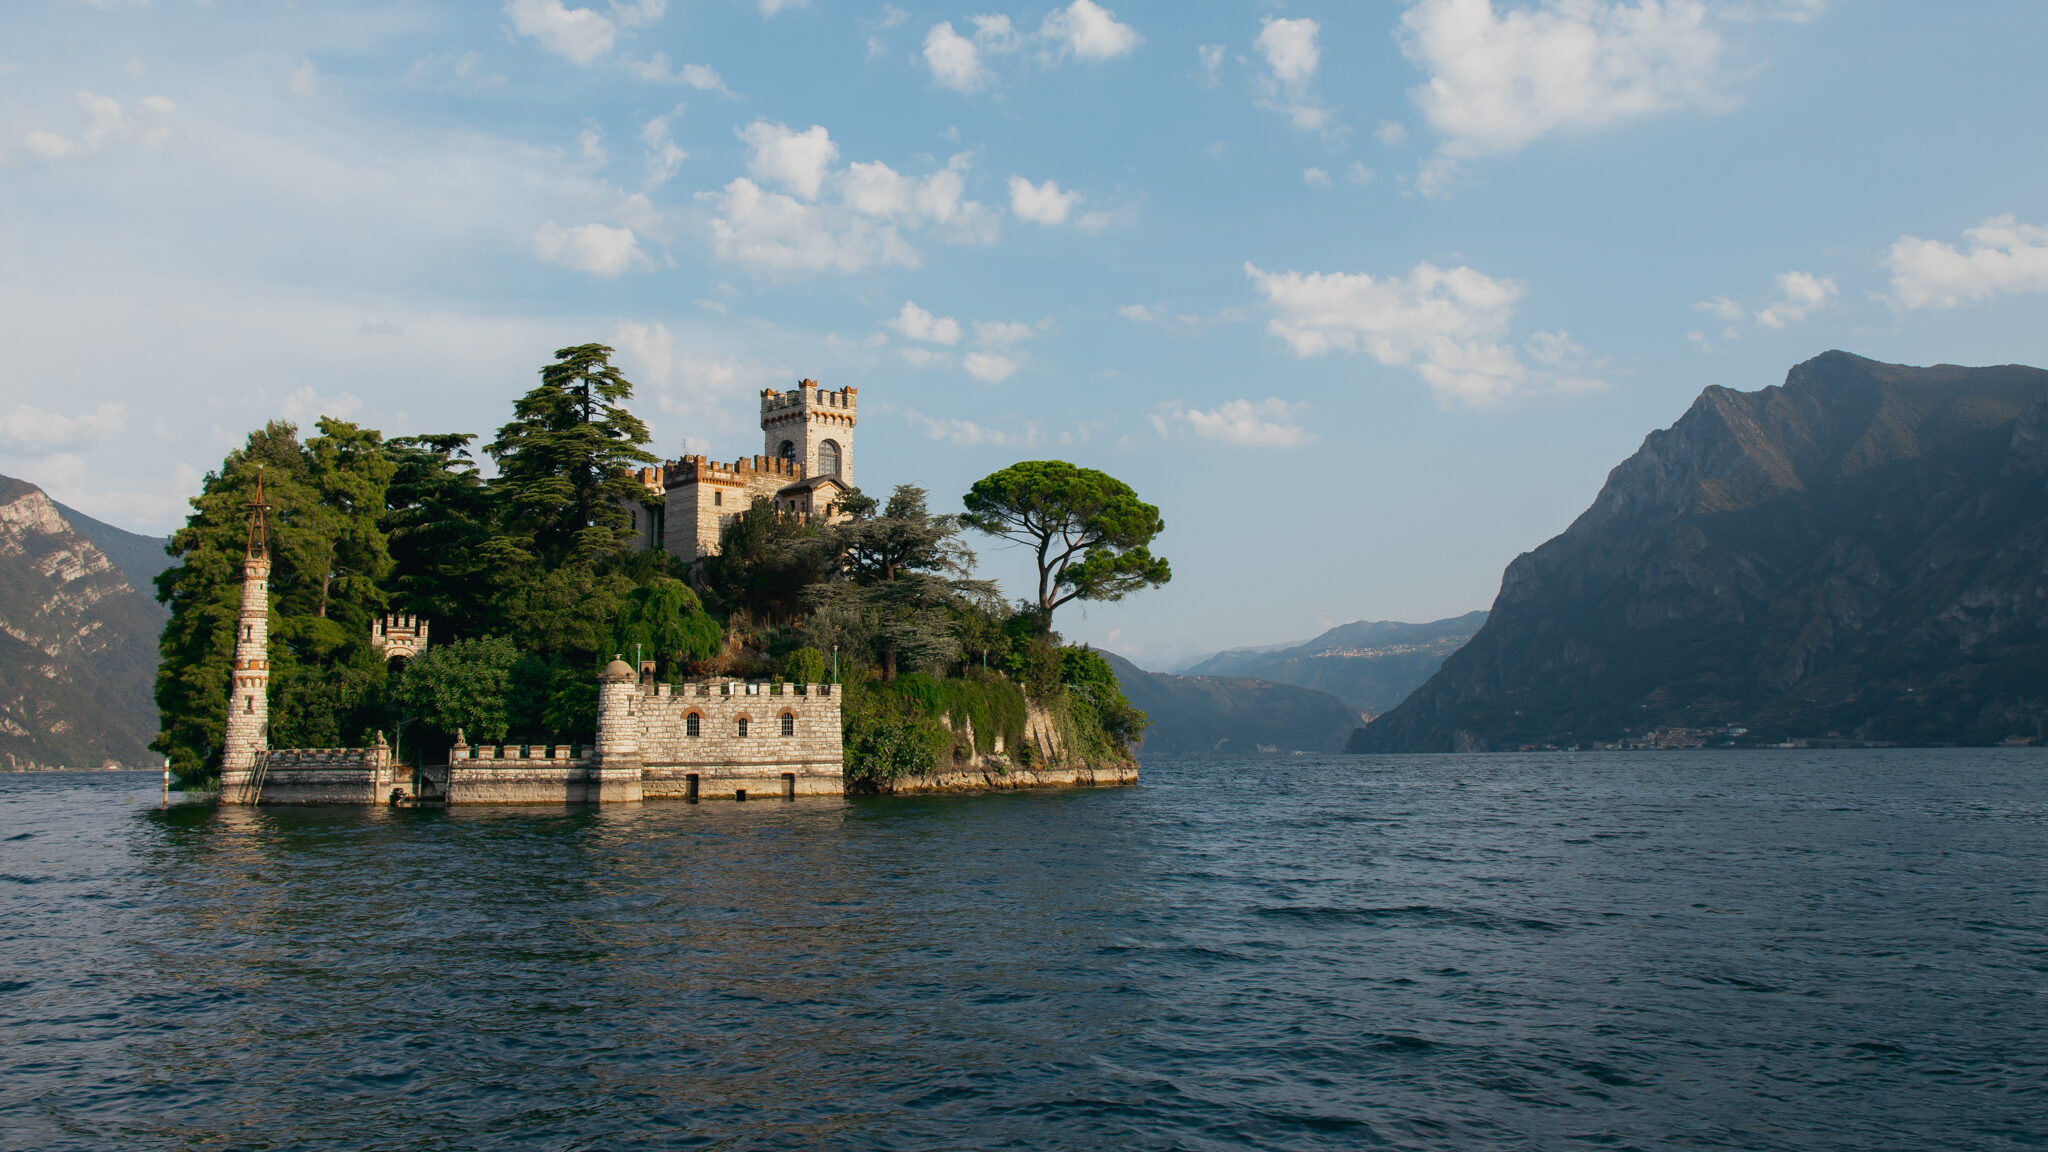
1375;119;1408;147
279;386;363;426
1198;43;1225;86
1009;175;1080;225
963;351;1018;383
23;90;174;159
1118;302;1245;331
704;125;998;275
1152;397;1310;448
579;125;606;166
1690;269;1837;345
288;60;317;97
1886;215;2048;310
505;0;620;65
1041;1;1140;60
627;53;731;91
532;221;645;275
900;347;946;369
888;301;961;345
1255;16;1330;132
907;411;1039;447
759;0;806;14
0;402;126;450
1302;167;1332;188
1400;0;1727;194
702;178;919;275
612;321;781;436
1246;260;1598;406
641;116;686;186
1754;270;1836;328
924;21;992;91
740;120;838;201
974;319;1032;346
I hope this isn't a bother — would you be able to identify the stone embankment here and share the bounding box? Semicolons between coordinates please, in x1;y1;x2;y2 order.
882;696;1139;794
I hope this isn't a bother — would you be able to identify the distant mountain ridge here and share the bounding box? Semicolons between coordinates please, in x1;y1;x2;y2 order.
1182;612;1487;714
0;475;165;768
1355;352;2048;751
1102;652;1361;755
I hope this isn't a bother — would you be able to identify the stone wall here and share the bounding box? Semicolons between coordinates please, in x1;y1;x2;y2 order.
255;746;394;805
635;680;843;800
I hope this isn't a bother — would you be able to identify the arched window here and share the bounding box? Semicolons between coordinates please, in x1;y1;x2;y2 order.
819;439;841;476
780;713;795;737
244;695;253;714
685;713;700;738
736;717;750;738
778;439;795;464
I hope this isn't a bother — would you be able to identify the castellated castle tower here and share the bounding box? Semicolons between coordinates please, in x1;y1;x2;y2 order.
633;379;859;563
218;472;273;801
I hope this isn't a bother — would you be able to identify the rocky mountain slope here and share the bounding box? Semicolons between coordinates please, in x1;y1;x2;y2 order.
1355;352;2048;751
1104;652;1362;755
0;475;165;768
1182;612;1487;715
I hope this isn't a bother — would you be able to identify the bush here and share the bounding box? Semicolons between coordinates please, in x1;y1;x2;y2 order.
780;645;828;685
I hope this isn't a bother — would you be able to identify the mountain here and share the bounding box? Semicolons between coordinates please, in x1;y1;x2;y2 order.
52;497;175;597
1354;352;2048;752
1103;651;1362;756
0;475;165;768
1181;612;1487;714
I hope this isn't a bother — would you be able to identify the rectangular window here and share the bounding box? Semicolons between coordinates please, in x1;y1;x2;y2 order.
714;490;723;507
737;718;749;738
686;714;700;737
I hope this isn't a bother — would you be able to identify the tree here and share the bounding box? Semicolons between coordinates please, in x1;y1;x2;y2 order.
960;461;1171;630
700;497;829;624
390;635;521;744
384;433;501;637
484;343;657;565
808;485;995;680
605;576;723;676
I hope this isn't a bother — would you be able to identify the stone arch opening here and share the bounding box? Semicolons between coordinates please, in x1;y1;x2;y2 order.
778;439;796;464
819;439;841;476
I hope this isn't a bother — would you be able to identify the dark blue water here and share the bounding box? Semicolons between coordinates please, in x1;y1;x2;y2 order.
3;753;2044;1150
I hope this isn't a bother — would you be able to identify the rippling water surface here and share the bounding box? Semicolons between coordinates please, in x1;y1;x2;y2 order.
3;752;2045;1150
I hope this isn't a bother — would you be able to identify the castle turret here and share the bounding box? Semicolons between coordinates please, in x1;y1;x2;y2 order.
761;379;857;490
220;471;273;803
591;656;644;803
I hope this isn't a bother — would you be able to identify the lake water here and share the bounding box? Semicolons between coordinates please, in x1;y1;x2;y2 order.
2;752;2044;1150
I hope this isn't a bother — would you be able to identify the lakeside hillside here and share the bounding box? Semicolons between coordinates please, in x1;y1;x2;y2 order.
1103;651;1361;755
1182;612;1487;714
1355;352;2048;751
0;475;165;768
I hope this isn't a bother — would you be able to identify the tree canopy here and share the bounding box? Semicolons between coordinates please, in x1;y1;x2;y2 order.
960;460;1171;628
484;343;656;565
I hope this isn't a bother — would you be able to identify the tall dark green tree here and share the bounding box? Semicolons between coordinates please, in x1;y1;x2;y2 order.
484;343;657;565
384;433;500;637
961;460;1170;631
153;419;396;782
808;485;995;680
700;497;830;624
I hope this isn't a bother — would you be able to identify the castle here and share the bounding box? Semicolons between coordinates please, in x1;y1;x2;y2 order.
624;379;858;560
217;472;846;806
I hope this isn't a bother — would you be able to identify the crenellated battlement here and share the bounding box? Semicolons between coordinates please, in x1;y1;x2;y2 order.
632;465;665;495
371;613;429;661
760;378;857;416
664;453;808;487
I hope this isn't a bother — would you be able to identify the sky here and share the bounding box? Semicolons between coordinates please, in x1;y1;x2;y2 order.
5;0;2048;669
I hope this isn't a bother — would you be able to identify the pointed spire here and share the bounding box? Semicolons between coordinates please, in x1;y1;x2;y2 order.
244;467;271;562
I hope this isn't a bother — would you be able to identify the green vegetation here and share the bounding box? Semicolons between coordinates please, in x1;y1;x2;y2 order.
154;347;1169;790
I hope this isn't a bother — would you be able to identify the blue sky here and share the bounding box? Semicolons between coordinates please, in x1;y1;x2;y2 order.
5;0;2048;668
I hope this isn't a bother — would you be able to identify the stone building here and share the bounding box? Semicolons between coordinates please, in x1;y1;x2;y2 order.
625;379;858;562
216;478;844;806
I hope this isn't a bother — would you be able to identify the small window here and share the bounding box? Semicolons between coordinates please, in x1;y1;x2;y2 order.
737;717;750;738
779;439;796;463
781;713;795;737
685;713;700;737
244;695;253;714
714;490;723;507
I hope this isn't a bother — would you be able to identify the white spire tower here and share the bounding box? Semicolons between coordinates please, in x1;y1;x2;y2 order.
220;470;272;803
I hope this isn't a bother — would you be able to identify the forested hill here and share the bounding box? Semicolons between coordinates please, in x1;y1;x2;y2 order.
1182;612;1486;714
1103;652;1362;755
0;475;164;768
1355;352;2048;752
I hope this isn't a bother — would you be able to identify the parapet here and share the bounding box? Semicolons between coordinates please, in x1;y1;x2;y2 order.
760;378;858;415
371;614;429;660
664;453;807;487
632;465;665;495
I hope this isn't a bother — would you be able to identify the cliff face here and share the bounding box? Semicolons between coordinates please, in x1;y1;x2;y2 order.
0;475;166;767
1355;352;2048;751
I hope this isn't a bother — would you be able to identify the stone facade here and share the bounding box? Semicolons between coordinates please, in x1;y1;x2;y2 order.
219;476;273;804
641;380;858;563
